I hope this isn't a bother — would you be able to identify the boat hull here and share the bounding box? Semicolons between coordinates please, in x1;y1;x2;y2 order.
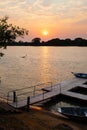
72;72;87;79
58;107;87;122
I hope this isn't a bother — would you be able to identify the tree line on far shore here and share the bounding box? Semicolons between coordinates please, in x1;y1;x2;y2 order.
3;37;87;46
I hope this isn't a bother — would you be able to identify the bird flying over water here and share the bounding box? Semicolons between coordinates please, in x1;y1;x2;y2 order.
21;54;27;58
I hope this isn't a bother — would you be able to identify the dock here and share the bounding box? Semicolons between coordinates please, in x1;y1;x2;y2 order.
8;82;61;108
0;77;87;109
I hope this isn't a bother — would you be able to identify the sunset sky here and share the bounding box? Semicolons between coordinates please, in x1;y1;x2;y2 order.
0;0;87;41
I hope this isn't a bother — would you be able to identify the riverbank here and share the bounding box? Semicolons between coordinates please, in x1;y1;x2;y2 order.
0;105;87;130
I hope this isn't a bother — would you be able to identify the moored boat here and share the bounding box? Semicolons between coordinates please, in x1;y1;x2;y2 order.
71;72;87;79
58;107;87;122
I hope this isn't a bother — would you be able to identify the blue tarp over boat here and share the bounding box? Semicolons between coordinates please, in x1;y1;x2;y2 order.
58;107;87;122
72;72;87;79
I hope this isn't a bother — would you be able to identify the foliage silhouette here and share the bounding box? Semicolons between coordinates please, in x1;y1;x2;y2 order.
0;16;29;57
0;16;28;44
32;37;41;45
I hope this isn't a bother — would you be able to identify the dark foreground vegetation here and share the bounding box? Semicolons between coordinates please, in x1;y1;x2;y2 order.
0;105;86;130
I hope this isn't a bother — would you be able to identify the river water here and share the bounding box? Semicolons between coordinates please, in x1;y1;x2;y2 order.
0;46;87;109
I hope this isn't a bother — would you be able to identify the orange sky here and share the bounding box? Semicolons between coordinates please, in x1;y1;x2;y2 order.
0;0;87;41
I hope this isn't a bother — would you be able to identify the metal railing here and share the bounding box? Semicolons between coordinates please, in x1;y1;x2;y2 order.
0;82;63;108
7;82;53;105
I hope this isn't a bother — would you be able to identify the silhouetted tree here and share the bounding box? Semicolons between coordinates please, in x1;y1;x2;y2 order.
0;16;28;43
0;16;28;57
74;38;84;46
46;38;61;46
32;37;41;45
65;38;71;42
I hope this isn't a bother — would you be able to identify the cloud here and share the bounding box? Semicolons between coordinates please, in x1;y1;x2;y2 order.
23;0;87;15
0;0;87;28
75;18;87;25
0;0;87;18
16;0;86;28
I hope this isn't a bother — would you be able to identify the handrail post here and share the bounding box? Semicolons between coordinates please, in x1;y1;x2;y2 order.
59;83;61;94
33;86;36;96
43;91;44;100
13;91;16;103
27;96;30;112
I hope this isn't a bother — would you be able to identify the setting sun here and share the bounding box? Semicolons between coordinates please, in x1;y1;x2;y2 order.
42;30;49;36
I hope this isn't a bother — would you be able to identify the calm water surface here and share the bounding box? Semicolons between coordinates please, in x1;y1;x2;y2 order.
0;46;87;94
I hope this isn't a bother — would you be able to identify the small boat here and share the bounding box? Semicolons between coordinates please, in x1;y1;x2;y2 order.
71;72;87;79
58;107;87;122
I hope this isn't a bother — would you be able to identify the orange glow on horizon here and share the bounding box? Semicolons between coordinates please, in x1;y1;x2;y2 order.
0;1;87;41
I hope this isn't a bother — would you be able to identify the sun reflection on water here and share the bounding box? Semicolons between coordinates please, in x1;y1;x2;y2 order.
39;47;51;83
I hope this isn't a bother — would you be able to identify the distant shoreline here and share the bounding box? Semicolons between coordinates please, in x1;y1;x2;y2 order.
0;37;87;47
1;43;87;47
